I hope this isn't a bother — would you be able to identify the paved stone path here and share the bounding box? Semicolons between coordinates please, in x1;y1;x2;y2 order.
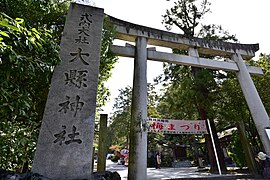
94;160;255;179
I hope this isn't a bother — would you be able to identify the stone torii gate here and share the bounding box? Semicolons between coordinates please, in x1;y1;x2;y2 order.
107;9;270;180
32;3;270;180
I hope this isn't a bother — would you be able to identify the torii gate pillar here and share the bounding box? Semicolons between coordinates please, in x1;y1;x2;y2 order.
232;54;270;154
128;37;148;180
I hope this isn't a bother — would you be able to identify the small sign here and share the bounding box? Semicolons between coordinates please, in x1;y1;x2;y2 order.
265;128;270;141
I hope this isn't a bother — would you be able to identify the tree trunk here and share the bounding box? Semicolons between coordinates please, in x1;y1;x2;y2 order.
201;109;227;173
21;161;28;173
189;58;227;172
237;120;260;175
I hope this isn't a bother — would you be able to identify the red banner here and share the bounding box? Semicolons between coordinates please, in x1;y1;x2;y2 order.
148;118;208;134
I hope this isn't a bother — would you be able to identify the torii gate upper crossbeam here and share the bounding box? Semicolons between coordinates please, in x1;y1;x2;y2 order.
106;15;259;59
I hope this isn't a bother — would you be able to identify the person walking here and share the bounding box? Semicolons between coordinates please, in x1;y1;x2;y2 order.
156;152;161;169
256;151;270;178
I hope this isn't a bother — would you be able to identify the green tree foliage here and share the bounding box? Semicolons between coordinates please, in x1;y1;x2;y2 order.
147;84;161;118
97;18;118;109
108;86;132;146
214;72;249;130
108;84;161;147
250;54;270;114
0;1;72;170
159;0;238;120
1;0;118;109
228;130;246;167
0;1;117;171
0;0;70;42
159;0;241;171
162;0;210;35
0;12;60;171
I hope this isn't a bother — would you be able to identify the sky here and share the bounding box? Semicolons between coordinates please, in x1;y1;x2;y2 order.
85;0;270;115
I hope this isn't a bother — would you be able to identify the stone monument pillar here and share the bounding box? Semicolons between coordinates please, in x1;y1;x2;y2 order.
32;3;104;179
